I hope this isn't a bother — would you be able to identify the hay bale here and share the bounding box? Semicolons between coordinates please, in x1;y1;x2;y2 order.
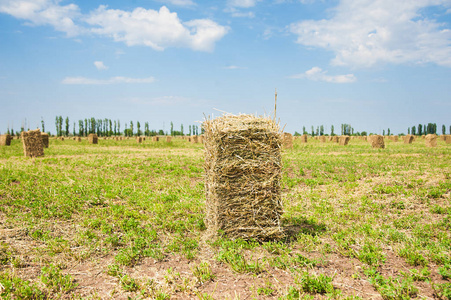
0;134;12;146
319;136;326;143
88;133;98;144
282;132;293;148
425;134;437;147
445;135;451;144
166;136;172;143
331;136;339;143
204;114;283;241
22;129;44;157
404;135;414;144
76;137;82;142
152;136;159;142
137;137;143;143
191;135;199;143
339;135;350;146
41;133;49;148
300;134;308;143
371;135;385;149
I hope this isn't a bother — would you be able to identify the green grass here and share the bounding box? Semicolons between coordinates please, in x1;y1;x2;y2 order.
1;136;450;298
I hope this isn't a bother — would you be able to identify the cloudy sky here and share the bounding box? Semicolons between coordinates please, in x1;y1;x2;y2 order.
1;0;450;135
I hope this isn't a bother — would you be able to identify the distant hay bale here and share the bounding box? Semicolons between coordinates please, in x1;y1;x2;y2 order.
166;136;172;143
204;114;283;241
425;134;437;147
371;135;385;149
76;137;81;142
319;136;326;143
300;134;308;143
41;133;49;148
88;133;98;144
445;135;451;144
404;135;414;144
0;134;12;146
137;137;143;143
339;136;351;146
60;137;64;141
283;132;293;148
152;136;159;142
440;135;446;141
191;135;199;143
331;136;339;143
22;129;44;157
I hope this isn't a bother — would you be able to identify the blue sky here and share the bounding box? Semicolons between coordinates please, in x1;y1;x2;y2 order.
0;0;450;135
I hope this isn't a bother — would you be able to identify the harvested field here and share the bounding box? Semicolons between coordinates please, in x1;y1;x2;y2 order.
0;137;450;299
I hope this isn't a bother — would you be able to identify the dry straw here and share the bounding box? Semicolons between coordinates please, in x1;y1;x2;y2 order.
425;134;437;147
137;137;143;143
41;132;49;148
88;133;98;144
0;134;12;146
339;135;350;146
22;129;44;157
166;136;172;143
371;135;385;149
152;136;159;142
282;132;293;148
300;134;308;143
404;135;414;144
191;135;199;143
319;136;326;143
203;114;283;241
445;135;451;144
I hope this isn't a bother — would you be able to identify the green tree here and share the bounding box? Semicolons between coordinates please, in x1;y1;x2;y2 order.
78;120;84;136
387;128;391;136
170;121;174;136
442;124;446;135
41;117;45;133
383;129;385;136
73;122;76;136
189;125;192;136
181;124;184;136
65;117;69;136
302;126;306;135
311;125;314;136
320;125;324;136
408;127;410;134
411;126;416;135
137;121;142;136
418;124;423;135
331;125;334;136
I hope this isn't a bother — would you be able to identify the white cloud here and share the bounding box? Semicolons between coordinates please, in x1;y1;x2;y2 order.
94;61;108;70
155;0;196;7
224;7;255;18
0;0;82;36
289;0;451;68
85;6;228;52
61;76;155;85
227;0;261;8
0;1;228;51
289;67;356;83
224;65;247;69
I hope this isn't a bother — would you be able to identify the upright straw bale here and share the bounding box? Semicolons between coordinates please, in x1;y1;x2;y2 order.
283;132;293;148
445;135;451;144
339;136;351;146
371;135;385;149
191;135;199;143
76;137;81;142
425;134;437;147
331;136;339;143
152;136;159;142
166;136;172;142
300;134;308;143
404;135;414;144
319;136;326;143
137;137;143;143
0;134;12;146
88;133;98;144
204;114;283;241
41;133;49;148
440;135;446;141
22;129;44;157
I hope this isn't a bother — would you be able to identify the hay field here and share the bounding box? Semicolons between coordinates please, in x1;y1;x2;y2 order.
1;137;450;299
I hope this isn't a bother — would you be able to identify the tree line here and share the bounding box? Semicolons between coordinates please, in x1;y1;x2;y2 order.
5;117;201;137
294;123;450;137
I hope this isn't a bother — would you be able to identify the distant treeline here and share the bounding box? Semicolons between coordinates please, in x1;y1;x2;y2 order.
294;123;449;137
4;116;201;137
4;119;450;137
